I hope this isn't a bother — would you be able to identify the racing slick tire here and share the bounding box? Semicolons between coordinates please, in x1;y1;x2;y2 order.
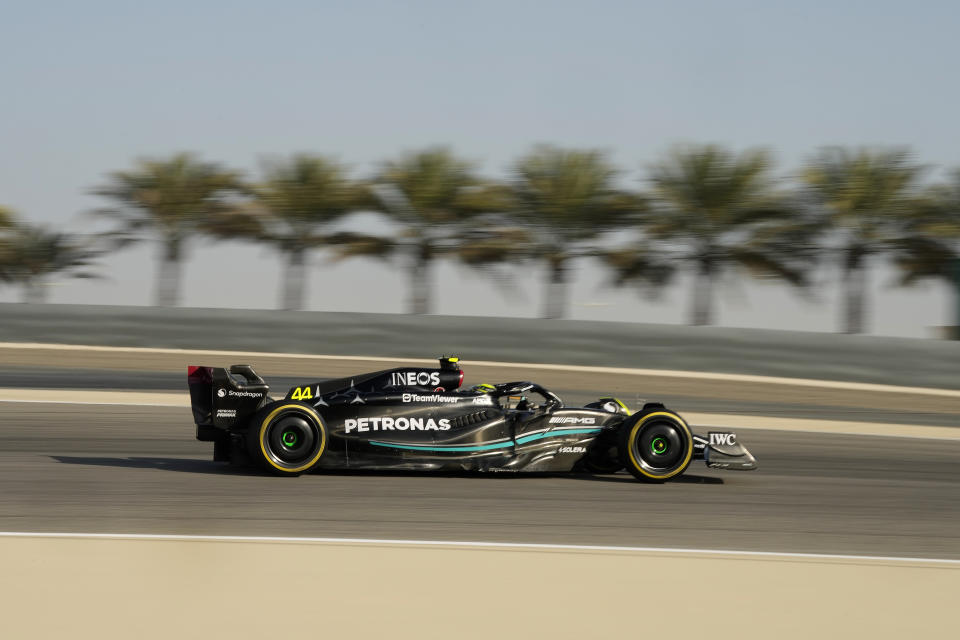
618;408;693;483
247;401;327;477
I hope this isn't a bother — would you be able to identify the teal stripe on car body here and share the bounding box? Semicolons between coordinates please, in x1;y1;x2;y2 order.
369;428;602;453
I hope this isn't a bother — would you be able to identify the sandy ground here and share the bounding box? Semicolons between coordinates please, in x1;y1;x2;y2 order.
2;535;956;639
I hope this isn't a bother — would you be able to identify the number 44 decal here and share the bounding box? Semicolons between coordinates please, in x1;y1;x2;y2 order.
291;386;313;400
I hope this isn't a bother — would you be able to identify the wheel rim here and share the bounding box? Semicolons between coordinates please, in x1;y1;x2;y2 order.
650;436;668;456
262;410;323;471
631;417;689;475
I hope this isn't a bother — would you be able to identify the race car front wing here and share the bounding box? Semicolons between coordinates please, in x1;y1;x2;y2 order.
693;432;758;470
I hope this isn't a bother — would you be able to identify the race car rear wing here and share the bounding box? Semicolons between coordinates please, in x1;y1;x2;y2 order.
187;366;214;426
188;364;270;433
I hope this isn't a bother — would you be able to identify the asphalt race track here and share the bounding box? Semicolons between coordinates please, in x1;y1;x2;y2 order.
1;344;958;561
2;401;958;560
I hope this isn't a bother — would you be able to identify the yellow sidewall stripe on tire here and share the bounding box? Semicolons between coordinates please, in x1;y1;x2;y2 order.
627;411;693;480
259;404;326;473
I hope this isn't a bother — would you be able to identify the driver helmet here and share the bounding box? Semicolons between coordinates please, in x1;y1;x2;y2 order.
472;383;496;394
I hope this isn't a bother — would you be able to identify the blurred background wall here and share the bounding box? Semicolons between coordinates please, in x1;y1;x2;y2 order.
2;1;958;338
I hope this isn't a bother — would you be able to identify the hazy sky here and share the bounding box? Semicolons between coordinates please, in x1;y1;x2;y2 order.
1;1;957;337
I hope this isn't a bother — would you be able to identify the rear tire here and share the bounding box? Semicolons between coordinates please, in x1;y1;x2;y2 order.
247;401;326;477
618;409;693;482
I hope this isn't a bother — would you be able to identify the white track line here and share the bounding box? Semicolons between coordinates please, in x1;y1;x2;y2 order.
0;399;183;407
0;389;185;406
2;341;958;398
0;531;957;565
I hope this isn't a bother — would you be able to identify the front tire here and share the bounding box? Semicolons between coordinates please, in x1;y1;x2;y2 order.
247;401;326;477
618;409;693;482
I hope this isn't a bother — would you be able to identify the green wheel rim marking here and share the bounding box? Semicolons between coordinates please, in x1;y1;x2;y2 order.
282;431;298;447
651;437;667;455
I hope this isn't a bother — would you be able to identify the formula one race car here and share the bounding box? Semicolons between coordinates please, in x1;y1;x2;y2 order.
187;356;757;482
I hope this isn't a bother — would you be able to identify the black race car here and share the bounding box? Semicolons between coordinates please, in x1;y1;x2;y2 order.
188;356;757;482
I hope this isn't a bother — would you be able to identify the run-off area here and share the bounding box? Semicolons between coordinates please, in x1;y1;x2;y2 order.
1;535;956;639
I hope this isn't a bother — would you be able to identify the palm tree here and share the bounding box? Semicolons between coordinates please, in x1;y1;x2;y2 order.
92;153;243;307
0;206;18;287
601;245;676;300
891;170;960;337
630;145;814;326
511;145;641;319
803;147;924;334
236;154;374;311
370;147;511;315
0;220;100;303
